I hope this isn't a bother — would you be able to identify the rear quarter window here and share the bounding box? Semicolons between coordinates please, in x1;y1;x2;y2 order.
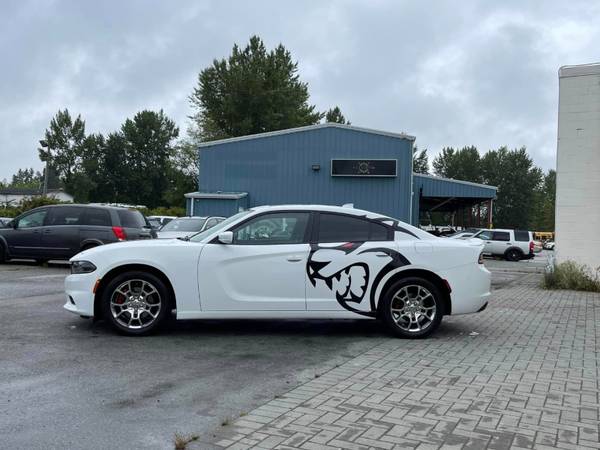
117;210;147;228
514;230;530;241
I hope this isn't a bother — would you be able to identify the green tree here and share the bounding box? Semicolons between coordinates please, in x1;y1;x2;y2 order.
119;110;179;207
161;139;198;207
10;168;43;189
481;146;543;229
38;109;86;192
190;35;322;141
412;146;429;174
533;169;556;231
325;106;349;124
432;146;482;182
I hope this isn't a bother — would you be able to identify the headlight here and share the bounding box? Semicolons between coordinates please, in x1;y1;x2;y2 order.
71;261;97;274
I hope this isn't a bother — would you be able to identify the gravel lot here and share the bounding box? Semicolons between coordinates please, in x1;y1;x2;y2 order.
0;258;540;449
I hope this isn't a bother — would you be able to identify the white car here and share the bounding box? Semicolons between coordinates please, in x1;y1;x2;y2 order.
64;205;491;338
471;229;534;261
156;216;224;239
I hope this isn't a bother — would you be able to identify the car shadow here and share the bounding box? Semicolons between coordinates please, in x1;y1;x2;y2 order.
5;259;69;268
84;315;471;340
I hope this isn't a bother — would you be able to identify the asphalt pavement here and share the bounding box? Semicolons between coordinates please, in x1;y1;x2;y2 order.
0;258;534;449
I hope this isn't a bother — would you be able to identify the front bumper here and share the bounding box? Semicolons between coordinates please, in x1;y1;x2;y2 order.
440;263;491;315
63;272;97;317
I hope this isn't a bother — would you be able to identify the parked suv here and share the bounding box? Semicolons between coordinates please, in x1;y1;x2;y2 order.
471;229;534;261
0;204;154;263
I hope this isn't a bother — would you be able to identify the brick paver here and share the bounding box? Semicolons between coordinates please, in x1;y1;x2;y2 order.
208;274;600;449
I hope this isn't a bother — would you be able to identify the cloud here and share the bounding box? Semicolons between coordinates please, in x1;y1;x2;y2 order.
1;0;599;181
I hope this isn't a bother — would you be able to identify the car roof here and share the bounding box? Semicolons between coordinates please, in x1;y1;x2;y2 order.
250;204;385;217
36;203;134;211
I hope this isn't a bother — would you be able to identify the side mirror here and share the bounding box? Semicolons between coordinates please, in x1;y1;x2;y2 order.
217;231;233;244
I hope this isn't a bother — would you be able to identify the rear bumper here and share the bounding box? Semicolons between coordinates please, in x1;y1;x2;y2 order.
440;263;491;315
63;273;97;317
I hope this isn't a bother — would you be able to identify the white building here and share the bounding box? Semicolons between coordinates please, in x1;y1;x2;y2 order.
0;188;74;207
555;63;600;269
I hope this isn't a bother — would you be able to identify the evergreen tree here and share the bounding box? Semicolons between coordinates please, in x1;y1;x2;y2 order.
190;35;322;141
412;146;429;174
325;106;349;124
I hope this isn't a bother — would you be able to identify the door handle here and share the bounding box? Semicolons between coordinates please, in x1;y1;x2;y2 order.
43;230;52;234
286;255;303;262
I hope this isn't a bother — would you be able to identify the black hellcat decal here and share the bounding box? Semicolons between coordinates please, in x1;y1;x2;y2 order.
306;242;410;317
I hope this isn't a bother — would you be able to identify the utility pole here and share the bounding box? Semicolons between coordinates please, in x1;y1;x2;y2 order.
39;140;49;196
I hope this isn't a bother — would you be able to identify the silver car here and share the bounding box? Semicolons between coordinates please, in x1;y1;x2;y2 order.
156;216;224;239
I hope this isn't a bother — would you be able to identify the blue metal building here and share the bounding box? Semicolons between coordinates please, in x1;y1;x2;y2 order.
186;123;496;226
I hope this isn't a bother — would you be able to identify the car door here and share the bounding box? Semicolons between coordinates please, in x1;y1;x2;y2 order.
490;231;511;254
198;211;311;311
473;230;493;253
5;209;49;258
306;212;394;311
41;206;85;258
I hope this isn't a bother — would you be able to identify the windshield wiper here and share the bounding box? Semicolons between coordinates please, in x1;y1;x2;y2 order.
176;236;191;241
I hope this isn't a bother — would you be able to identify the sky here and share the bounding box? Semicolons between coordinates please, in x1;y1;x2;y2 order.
1;0;599;182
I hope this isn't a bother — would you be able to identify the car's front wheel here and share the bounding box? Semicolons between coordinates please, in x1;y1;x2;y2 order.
101;271;170;335
380;277;443;338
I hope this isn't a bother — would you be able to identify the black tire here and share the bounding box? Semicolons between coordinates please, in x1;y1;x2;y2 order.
101;271;170;336
0;244;6;263
36;259;49;265
505;248;522;262
379;277;443;339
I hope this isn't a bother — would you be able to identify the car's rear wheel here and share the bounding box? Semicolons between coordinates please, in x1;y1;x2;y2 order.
505;248;522;262
101;271;170;335
380;277;443;338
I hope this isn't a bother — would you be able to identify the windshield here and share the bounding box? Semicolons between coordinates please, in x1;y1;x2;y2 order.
161;217;207;232
189;210;252;242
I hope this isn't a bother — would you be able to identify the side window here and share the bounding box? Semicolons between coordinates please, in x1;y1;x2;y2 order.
16;210;47;229
492;231;510;241
318;213;391;243
47;207;84;226
514;230;530;241
474;231;492;240
82;208;112;226
233;212;309;245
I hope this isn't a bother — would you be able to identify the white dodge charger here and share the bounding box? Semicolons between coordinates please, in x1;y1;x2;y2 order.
64;205;491;338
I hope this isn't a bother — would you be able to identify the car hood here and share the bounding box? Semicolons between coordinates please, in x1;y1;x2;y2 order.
156;231;195;239
70;238;198;262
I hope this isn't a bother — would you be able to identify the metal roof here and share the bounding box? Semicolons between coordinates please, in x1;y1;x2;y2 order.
184;191;248;199
198;123;416;148
414;173;497;191
414;174;497;199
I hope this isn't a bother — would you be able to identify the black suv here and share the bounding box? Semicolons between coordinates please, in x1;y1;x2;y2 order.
0;204;155;263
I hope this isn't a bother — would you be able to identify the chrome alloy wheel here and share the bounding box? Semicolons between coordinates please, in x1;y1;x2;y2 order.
110;279;162;330
390;284;436;333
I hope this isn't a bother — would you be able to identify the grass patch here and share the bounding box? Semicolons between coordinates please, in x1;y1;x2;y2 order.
173;432;198;450
542;261;600;292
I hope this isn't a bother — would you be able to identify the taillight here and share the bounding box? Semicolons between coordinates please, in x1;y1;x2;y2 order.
478;252;484;264
529;241;534;252
112;226;126;241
